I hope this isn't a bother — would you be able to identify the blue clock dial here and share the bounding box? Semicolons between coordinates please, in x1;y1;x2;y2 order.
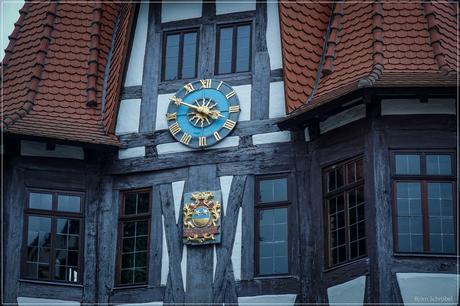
166;79;240;149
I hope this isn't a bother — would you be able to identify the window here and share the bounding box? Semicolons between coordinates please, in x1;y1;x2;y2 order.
216;23;252;74
22;190;84;283
116;190;151;286
323;157;366;267
392;151;456;254
162;29;198;81
255;175;290;276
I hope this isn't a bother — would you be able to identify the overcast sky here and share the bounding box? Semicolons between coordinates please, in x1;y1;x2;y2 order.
1;0;24;60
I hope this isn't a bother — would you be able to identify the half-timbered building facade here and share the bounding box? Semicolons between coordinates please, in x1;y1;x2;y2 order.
2;1;458;305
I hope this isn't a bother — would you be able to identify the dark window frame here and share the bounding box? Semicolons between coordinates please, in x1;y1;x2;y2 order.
161;28;200;81
115;188;152;287
322;155;367;268
391;150;457;255
21;188;85;284
254;174;292;277
215;21;253;75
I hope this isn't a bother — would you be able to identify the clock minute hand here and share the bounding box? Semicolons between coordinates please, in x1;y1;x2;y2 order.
179;101;200;111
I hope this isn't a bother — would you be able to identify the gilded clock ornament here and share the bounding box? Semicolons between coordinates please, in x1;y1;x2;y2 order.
183;191;222;245
166;79;241;148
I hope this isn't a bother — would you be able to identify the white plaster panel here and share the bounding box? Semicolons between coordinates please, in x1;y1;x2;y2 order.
320;104;366;134
213;244;217;280
117;302;163;306
231;208;242;280
161;1;202;23
381;98;457;115
327;276;366;305
219;176;233;216
397;273;459;305
115;99;141;135
155;93;172;130
211;136;240;149
118;146;145;160
124;2;149;87
238;294;297;306
267;1;283;70
20;141;84;160
269;81;286;118
252;131;291;145
172;180;185;224
234;84;251;121
157;136;239;155
181;245;187;291
17;297;80;306
160;215;169;285
304;127;310;142
216;0;256;15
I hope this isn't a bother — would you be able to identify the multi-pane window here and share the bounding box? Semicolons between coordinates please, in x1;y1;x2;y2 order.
393;151;456;254
162;30;198;81
116;190;151;286
324;157;366;267
216;23;252;74
22;190;84;283
255;175;290;276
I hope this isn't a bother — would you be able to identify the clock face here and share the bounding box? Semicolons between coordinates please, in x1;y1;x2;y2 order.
166;79;241;149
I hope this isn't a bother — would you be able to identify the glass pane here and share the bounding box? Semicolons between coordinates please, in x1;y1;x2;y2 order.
137;193;150;214
124;193;137;215
258;178;288;203
396;182;421;216
426;155;452;175
57;195;81;212
396;182;423;253
121;269;134;284
218;27;233;74
28;216;51;248
328;170;336;192
258;208;288;275
182;32;197;78
235;25;250;72
164;34;180;80
29;193;52;210
395;154;420;175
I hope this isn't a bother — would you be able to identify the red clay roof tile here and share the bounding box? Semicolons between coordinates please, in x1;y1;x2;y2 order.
2;1;133;146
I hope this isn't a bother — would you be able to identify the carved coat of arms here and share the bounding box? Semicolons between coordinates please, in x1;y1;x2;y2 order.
183;191;222;245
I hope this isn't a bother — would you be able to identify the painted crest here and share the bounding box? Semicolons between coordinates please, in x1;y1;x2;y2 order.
183;191;222;245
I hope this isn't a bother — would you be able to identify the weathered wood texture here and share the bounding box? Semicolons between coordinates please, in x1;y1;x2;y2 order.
3;161;25;303
213;175;247;304
236;277;300;296
149;187;163;286
97;177;118;304
184;164;218;304
81;172;101;303
241;175;255;280
251;1;269;120
159;183;185;304
139;3;161;133
110;286;165;304
17;281;83;301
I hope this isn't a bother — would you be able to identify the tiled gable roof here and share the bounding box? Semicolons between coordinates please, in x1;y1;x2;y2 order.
280;1;458;115
1;1;134;146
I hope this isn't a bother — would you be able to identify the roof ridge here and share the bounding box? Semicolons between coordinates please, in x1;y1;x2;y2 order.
86;2;103;107
358;0;384;88
422;2;450;74
322;1;344;76
3;1;58;129
303;3;335;106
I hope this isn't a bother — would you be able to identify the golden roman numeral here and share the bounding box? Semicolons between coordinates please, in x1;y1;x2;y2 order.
229;105;240;113
180;133;192;145
213;131;222;141
223;119;236;130
169;122;181;136
184;83;195;93
200;79;212;88
225;90;236;99
169;96;182;105
166;112;177;120
216;81;223;91
199;136;207;147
